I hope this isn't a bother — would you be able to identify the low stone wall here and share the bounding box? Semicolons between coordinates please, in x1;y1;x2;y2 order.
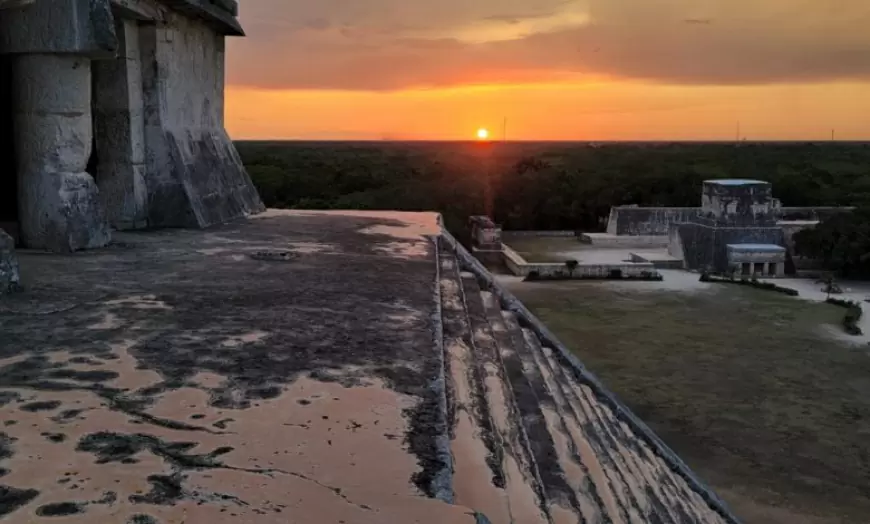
503;244;656;279
629;253;683;269
606;207;699;236
581;233;669;248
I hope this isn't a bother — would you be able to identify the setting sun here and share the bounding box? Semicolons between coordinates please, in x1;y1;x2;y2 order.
476;128;490;140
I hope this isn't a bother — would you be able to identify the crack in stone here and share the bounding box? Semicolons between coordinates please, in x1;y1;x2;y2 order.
231;464;374;512
76;431;373;512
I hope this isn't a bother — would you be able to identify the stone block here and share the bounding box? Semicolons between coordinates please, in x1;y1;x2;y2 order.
15;112;92;173
19;171;110;252
0;0;35;9
98;161;148;229
93;112;144;162
0;228;20;293
14;55;91;114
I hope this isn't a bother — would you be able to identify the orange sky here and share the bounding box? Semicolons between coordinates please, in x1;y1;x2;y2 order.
225;0;870;141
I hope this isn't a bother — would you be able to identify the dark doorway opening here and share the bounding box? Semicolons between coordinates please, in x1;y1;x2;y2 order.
0;56;18;245
86;65;99;179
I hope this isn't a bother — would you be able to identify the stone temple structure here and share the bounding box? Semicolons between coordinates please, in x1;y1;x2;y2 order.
0;0;263;252
670;179;788;275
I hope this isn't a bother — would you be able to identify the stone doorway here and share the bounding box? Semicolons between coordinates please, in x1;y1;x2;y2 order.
0;56;18;244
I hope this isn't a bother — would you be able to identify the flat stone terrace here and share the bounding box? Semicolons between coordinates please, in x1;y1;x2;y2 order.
0;210;475;523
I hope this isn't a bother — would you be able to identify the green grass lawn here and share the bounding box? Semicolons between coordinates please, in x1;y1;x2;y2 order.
505;280;870;524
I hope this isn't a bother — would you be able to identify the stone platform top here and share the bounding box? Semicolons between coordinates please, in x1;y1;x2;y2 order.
0;210;476;523
0;209;735;523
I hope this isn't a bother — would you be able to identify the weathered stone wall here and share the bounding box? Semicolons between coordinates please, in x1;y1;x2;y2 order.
700;181;776;226
503;244;656;279
92;17;149;230
140;12;263;228
667;225;687;268
606;207;698;236
580;233;669;248
676;223;787;272
777;221;818;252
607;204;851;240
0;0;118;56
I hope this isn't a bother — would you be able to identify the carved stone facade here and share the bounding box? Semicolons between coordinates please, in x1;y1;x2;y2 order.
0;0;263;252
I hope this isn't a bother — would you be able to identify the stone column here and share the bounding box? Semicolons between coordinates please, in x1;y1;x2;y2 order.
14;54;110;252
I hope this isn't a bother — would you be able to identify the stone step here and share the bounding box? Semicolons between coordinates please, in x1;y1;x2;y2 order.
438;253;511;523
493;307;588;523
523;328;640;523
501;311;605;523
460;275;550;524
531;331;730;523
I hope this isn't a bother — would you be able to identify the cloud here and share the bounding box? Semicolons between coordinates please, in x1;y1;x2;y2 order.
227;0;870;91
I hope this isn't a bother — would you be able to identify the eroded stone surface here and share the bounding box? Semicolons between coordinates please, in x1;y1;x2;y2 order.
0;211;475;523
0;229;19;294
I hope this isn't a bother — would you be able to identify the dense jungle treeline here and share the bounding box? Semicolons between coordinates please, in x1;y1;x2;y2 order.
236;141;870;276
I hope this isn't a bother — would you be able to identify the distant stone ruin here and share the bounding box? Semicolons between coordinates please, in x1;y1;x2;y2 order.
0;0;263;252
468;215;503;264
587;179;853;276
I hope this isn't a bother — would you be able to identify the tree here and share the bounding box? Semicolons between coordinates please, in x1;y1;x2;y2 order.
794;208;870;278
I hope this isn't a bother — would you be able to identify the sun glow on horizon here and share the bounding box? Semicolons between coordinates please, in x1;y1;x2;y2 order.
477;128;490;140
226;82;870;141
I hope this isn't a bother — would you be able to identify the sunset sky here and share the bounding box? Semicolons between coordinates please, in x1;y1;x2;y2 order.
225;0;870;141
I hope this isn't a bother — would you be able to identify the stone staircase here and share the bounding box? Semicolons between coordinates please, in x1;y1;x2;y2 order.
438;250;735;524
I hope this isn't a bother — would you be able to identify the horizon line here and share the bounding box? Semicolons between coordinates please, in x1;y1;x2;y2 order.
233;138;870;144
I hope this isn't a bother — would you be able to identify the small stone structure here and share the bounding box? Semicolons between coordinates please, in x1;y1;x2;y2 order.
0;0;263;252
469;215;502;250
501;242;659;280
468;215;503;264
726;244;786;277
0;228;20;293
